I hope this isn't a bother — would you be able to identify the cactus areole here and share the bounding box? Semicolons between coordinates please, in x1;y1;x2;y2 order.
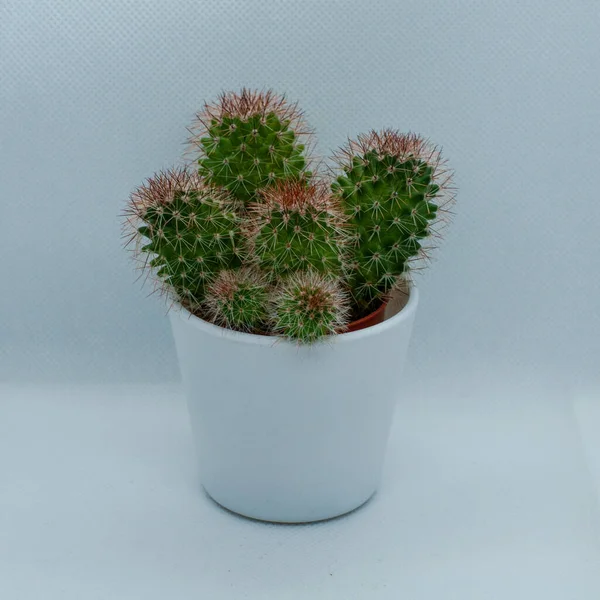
124;89;455;343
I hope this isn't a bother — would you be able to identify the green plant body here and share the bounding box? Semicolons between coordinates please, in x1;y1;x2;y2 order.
124;93;455;344
204;268;270;333
126;168;244;307
249;180;346;279
332;130;453;315
271;271;350;344
190;89;311;206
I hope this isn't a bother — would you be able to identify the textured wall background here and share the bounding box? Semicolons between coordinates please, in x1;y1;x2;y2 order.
1;0;599;383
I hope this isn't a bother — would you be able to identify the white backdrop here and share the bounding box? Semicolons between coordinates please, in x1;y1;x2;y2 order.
1;0;599;384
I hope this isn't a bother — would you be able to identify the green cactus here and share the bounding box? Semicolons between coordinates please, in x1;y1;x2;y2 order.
204;268;270;333
271;271;350;344
125;168;244;308
249;180;347;279
125;92;455;343
332;130;454;315
189;89;311;207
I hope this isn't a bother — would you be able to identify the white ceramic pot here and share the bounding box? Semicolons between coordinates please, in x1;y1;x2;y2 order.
169;286;419;523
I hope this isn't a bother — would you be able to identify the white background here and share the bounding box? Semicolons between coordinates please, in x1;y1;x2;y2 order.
2;0;599;385
2;1;600;598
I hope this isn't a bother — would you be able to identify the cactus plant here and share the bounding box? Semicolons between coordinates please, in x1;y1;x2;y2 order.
124;91;455;344
204;268;270;333
271;271;350;344
124;168;245;308
248;180;347;279
331;129;455;316
188;89;312;207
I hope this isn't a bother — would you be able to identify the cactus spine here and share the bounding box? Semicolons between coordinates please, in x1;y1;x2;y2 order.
125;168;244;307
332;130;454;315
204;268;270;333
189;89;312;207
271;271;350;344
249;180;347;279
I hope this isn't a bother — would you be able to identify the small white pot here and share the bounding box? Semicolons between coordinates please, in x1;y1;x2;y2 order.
169;287;419;523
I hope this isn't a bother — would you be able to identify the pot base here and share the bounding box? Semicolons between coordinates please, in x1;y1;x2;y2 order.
203;485;376;524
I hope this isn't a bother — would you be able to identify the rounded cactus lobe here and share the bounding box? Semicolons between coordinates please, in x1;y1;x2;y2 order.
198;115;307;205
127;170;244;306
271;272;350;344
253;207;342;276
189;89;312;206
204;268;270;333
332;131;452;312
145;193;242;302
249;181;347;279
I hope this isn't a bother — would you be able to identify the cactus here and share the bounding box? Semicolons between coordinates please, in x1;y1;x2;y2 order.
248;180;347;279
204;268;270;333
124;168;244;308
188;89;312;207
124;92;456;343
271;271;350;344
331;130;455;315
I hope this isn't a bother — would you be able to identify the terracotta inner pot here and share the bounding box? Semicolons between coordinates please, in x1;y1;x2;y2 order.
346;301;387;333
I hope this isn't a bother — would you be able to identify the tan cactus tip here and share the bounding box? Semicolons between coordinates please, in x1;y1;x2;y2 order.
126;168;202;217
256;179;335;214
187;88;312;150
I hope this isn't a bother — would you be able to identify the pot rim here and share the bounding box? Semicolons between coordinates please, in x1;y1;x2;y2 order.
171;285;419;347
